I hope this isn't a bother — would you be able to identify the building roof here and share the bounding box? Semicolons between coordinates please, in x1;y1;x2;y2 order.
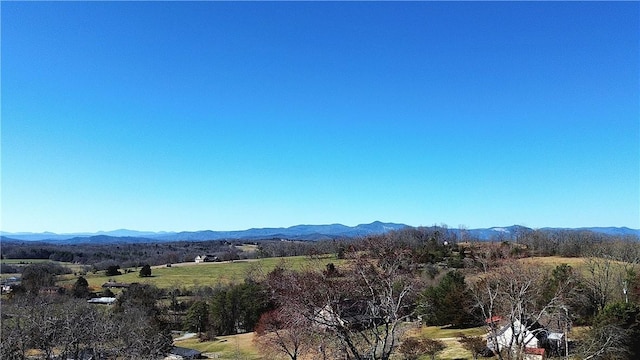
87;297;117;305
547;332;564;341
485;316;503;324
524;347;545;355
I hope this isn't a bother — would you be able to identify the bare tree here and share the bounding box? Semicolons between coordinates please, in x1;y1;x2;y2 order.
254;307;313;360
458;334;487;360
583;256;619;311
398;336;444;360
422;338;446;360
576;323;630;360
266;238;418;360
1;296;32;360
57;299;102;360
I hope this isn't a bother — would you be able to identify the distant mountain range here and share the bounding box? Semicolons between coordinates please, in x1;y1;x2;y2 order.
1;222;638;245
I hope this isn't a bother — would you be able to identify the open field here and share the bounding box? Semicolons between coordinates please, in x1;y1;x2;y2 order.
433;339;475;360
402;325;487;360
416;325;486;339
235;244;259;253
57;255;348;290
174;332;261;360
175;325;490;360
516;256;638;279
516;256;588;268
1;259;88;281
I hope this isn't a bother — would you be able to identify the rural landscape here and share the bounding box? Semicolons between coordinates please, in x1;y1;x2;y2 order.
3;2;638;360
3;225;640;360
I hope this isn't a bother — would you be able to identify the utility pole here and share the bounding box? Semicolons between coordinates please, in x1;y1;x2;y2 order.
562;306;569;360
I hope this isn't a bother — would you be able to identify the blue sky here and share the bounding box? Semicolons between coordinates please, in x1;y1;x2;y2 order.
2;2;639;233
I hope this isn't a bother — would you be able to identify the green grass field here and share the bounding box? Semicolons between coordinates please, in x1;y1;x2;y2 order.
174;333;261;360
57;255;347;290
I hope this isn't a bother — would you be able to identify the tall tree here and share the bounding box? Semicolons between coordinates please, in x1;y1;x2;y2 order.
419;270;476;327
184;300;209;334
71;276;91;298
139;264;152;277
105;265;122;277
20;263;58;294
254;307;314;360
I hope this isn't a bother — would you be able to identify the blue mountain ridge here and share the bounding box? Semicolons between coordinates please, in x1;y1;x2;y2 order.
1;222;638;244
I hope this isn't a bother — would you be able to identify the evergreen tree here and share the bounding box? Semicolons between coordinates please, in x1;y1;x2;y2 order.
419;270;476;327
71;276;91;298
184;301;209;333
139;264;152;277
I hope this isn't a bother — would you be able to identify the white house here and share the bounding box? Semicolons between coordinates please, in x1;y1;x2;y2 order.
487;318;564;359
490;319;541;350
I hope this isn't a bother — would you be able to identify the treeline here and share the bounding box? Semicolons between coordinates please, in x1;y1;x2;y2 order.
0;240;262;269
3;227;637;269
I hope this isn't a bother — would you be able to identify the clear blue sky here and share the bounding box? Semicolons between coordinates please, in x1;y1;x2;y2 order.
2;2;639;233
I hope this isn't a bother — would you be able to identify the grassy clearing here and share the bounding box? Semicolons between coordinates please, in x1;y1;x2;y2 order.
57;255;348;290
517;256;587;268
516;256;638;279
416;325;486;339
399;325;488;360
174;332;261;360
235;244;259;253
1;259;63;264
433;338;474;360
176;326;487;360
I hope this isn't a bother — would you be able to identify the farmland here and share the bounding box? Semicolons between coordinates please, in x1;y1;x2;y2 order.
56;255;348;290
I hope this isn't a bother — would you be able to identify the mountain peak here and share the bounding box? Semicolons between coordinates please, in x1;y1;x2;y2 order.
3;223;638;244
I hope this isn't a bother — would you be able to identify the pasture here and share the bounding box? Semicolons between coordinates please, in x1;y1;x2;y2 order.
57;255;348;290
